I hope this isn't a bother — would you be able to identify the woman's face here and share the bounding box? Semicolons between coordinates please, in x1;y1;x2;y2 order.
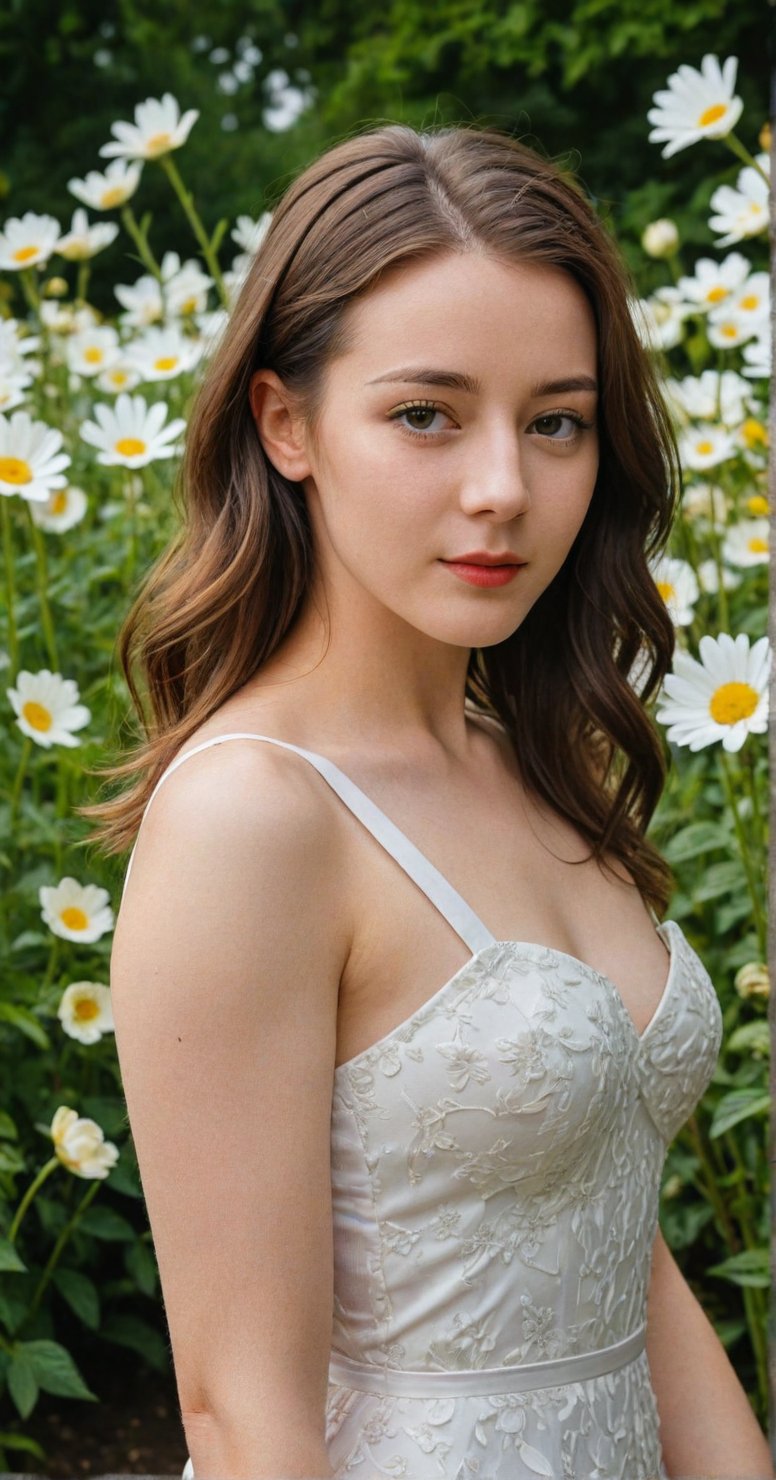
267;251;600;653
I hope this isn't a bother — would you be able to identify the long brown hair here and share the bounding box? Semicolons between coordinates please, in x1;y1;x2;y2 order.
79;122;679;913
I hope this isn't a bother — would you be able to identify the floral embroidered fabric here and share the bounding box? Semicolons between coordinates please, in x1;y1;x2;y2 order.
121;733;723;1480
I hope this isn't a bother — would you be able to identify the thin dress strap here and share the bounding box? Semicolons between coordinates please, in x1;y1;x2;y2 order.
120;732;497;955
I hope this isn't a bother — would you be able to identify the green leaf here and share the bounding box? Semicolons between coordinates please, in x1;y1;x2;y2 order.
0;1110;18;1139
0;1240;27;1273
98;1312;169;1370
693;859;747;903
727;1021;770;1057
710;1088;771;1138
78;1204;136;1241
20;1339;98;1400
6;1351;37;1419
0;1003;50;1049
663;821;731;863
124;1237;158;1297
707;1248;770;1288
210;216;230;254
51;1268;100;1330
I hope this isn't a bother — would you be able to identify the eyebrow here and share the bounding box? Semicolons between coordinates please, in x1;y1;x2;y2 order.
365;368;599;397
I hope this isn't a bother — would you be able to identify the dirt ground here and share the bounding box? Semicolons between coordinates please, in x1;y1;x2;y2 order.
4;1345;187;1478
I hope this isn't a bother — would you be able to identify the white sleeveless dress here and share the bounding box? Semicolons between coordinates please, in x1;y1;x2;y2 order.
120;732;724;1480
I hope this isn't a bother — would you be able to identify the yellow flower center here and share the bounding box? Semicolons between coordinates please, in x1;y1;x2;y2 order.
747;495;769;516
84;346;104;364
74;996;100;1021
0;455;32;484
706;286;728;303
109;371;129;386
153;356;179;371
180;297;198;314
720;324;738;338
740;419;768;449
101;187;126;208
12;244;39;264
656;581;675;602
115;437;147;457
709;681;760;725
51;490;68;514
695;440;714;456
60;905;89;931
146;131;173;156
22;699;53;731
739;294;760;311
747;537;768;553
698;102;727;127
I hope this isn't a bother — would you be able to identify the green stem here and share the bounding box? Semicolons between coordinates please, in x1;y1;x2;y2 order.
717;749;767;955
17;1180;101;1335
18;268;41;315
8;734;32;832
0;496;19;674
21;501;59;671
124;469;138;586
684;1114;740;1251
7;1157;59;1243
120;204;163;281
75;262;91;307
721;132;769;183
157;153;229;308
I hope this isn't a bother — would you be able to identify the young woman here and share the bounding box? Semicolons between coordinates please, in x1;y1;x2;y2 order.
101;124;773;1479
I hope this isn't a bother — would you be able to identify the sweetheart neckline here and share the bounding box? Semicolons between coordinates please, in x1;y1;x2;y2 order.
334;920;680;1075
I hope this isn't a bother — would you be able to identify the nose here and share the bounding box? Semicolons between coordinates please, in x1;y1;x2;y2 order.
458;422;531;519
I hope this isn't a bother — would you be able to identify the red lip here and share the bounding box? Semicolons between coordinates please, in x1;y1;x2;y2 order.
443;551;526;566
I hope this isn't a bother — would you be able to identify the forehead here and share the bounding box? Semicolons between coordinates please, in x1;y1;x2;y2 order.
340;252;597;373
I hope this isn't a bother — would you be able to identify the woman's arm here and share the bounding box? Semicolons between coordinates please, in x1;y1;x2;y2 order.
646;1225;774;1479
111;743;353;1479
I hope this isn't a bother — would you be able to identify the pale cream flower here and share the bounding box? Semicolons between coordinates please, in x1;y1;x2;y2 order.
57;982;114;1045
29;484;88;533
39;876;114;943
56;208;119;262
696;559;741;595
734;963;770;999
649;555;699;626
8;667;90;747
664;369;753;427
721;519;769;567
641;219;679;258
655;632;770;752
709;155;769;247
50;1106;119;1180
114;273;165;328
680;480;730;525
741;332;770;380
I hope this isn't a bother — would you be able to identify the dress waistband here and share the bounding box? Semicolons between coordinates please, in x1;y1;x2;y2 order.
329;1323;646;1398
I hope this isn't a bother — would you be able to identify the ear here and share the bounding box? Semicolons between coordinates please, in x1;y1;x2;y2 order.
249;369;313;481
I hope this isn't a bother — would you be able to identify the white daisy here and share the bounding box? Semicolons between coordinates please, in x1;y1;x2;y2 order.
68;159;144;211
664;369;753;426
114;273;165;328
123;325;202;381
706;315;757;350
8;667;90;747
162;253;214;317
56;208;119;262
50;1106;119;1180
696;559;741;595
65;325;122;378
95;362;142;395
743;492;769;518
721;519;769;567
678;423;736;471
631;287;690;351
649;555;699;626
29;484;88;533
57;982;114;1045
681;480;730;525
40;301;100;338
709;157;769;247
194;307;230;358
715;272;769;330
647;54;744;158
0;409;71;502
656;632;770;752
741;332;770;380
99;92;199;163
734;418;768;460
641;219;679;259
676;252;750;313
39;876;114;943
0;318;41;368
231;211;272;256
0;366;33;414
0;211;62;271
80;392;186;468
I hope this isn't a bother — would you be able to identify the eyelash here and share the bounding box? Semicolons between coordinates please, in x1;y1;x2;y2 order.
388;399;595;444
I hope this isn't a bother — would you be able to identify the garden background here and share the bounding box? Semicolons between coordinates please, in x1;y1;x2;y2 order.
0;0;772;1474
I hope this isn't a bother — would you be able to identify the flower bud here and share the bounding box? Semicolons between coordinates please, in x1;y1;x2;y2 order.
734;962;769;998
641;219;679;259
42;276;69;298
759;121;772;152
